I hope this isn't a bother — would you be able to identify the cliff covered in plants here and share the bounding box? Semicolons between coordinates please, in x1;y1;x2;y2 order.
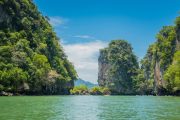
98;16;180;95
0;0;77;95
139;17;180;95
98;40;139;94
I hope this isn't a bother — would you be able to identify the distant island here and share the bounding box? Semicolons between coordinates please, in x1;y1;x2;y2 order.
71;79;110;95
0;0;180;96
75;79;98;89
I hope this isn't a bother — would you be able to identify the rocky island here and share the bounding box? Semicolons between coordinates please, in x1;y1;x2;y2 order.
98;22;180;95
0;0;180;96
98;40;139;95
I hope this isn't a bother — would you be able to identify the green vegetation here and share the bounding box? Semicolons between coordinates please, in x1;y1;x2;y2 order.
90;86;111;95
70;85;88;95
98;16;180;95
98;40;139;94
0;0;179;96
164;51;180;93
135;18;180;95
0;0;77;95
70;85;111;95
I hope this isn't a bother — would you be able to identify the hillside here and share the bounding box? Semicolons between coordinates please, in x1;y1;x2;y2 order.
0;0;77;95
75;79;98;89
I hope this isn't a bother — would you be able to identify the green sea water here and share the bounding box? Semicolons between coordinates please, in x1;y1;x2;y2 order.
0;96;180;120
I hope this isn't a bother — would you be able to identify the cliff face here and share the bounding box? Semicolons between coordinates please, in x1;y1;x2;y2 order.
176;17;180;49
98;40;138;94
0;0;77;95
0;6;10;23
98;49;110;87
154;61;164;94
98;25;180;95
141;25;179;95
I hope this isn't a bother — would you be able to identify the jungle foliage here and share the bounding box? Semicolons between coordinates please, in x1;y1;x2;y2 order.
136;19;180;95
70;85;111;95
98;40;139;94
0;0;77;95
98;17;180;95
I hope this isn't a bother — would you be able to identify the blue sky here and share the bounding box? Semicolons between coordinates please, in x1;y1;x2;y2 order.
34;0;180;83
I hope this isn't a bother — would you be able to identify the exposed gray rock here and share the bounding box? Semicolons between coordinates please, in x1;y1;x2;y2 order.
0;6;11;23
0;91;13;96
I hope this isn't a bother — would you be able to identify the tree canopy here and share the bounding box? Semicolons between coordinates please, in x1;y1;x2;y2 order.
98;40;139;94
0;0;77;95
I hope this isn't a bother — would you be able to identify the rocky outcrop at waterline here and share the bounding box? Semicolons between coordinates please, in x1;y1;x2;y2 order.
0;91;13;96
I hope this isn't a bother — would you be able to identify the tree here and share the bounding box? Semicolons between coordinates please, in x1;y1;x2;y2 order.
0;67;28;92
164;51;180;93
70;85;88;95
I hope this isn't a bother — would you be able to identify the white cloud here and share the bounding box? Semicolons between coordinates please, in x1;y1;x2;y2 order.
73;35;95;39
49;16;67;27
63;41;107;84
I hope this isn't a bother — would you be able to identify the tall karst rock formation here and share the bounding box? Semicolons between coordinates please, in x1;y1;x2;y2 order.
98;40;138;94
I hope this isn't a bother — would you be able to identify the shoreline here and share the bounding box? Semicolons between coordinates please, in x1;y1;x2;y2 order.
0;92;179;97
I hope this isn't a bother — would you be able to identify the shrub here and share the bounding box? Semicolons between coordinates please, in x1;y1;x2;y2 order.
90;86;111;95
70;85;88;95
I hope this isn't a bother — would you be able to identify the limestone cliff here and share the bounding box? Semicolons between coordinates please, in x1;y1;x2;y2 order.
0;0;77;95
141;26;178;95
98;40;138;94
